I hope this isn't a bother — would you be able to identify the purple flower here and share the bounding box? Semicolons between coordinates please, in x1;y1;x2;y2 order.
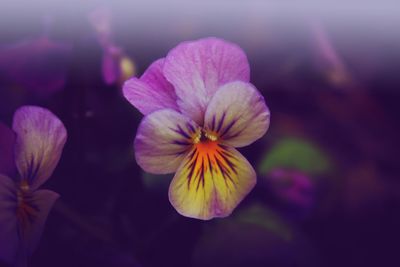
0;106;67;264
311;23;353;87
267;168;315;211
89;7;136;85
123;38;270;220
0;37;71;97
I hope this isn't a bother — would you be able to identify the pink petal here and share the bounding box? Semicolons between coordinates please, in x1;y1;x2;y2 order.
135;109;200;174
0;122;16;177
163;37;250;124
123;58;179;115
0;175;18;264
13;106;67;190
204;81;270;148
169;145;256;220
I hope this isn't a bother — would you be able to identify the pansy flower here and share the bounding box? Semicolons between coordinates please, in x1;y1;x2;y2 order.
123;38;270;220
0;106;67;265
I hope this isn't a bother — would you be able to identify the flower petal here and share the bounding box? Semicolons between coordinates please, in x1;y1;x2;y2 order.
21;189;59;257
102;46;120;85
0;174;18;264
123;58;179;115
204;81;270;148
169;143;256;220
13;106;67;190
135;109;200;174
0;122;16;177
163;37;250;124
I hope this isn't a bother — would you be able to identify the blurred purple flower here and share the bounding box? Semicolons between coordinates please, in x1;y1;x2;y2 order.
123;37;270;220
0;106;67;265
0;37;71;97
267;168;315;211
89;6;136;85
311;23;354;87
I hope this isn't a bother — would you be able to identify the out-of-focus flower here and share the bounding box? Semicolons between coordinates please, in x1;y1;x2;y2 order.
311;23;354;88
259;137;331;176
0;106;67;265
0;37;71;97
267;168;315;211
123;37;270;220
89;6;136;85
259;138;332;217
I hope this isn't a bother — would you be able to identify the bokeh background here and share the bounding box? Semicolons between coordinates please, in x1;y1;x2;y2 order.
1;0;399;266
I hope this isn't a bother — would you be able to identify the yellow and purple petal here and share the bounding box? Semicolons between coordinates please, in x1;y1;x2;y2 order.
134;109;200;174
169;142;256;220
123;58;179;115
12;106;67;190
163;37;250;124
204;81;270;148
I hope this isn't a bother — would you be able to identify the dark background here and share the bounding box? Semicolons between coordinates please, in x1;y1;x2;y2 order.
0;1;399;266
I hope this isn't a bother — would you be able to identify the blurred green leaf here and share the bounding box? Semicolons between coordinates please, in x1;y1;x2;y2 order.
259;137;331;176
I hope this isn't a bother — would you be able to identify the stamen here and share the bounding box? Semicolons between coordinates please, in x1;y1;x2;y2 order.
192;129;218;144
205;131;218;141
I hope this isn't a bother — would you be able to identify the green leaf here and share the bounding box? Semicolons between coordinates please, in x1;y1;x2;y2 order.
259;137;331;175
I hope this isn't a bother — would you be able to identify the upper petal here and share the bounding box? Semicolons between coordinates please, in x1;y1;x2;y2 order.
0;174;18;264
134;109;200;174
13;106;67;190
123;58;179;115
0;122;16;177
163;37;250;124
169;143;256;220
204;81;270;148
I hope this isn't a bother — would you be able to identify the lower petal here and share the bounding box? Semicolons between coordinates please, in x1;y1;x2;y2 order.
0;176;59;264
20;189;59;257
169;143;256;220
0;175;18;264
